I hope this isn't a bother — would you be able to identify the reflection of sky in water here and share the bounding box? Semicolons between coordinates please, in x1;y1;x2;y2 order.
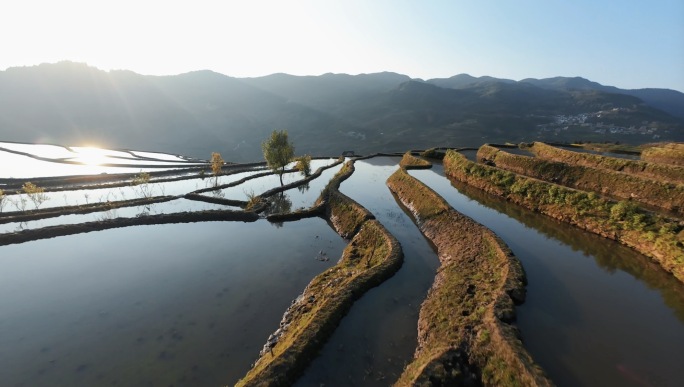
0;151;178;178
0;142;75;159
70;146;140;159
0;199;235;233
0;143;206;178
280;164;342;209
409;166;684;387
0;219;347;386
214;159;337;201
0;159;338;230
130;151;192;162
1;170;263;210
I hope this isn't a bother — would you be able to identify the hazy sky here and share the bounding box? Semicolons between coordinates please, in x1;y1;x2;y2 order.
2;0;683;91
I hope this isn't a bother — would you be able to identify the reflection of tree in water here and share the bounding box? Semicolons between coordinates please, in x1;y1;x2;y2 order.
211;189;226;199
136;204;152;217
297;182;310;193
266;192;292;228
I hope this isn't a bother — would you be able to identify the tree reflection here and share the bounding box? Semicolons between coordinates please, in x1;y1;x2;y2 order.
297;182;310;193
211;189;226;199
266;192;292;228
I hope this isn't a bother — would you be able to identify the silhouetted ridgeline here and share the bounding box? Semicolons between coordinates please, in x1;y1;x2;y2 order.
1;61;682;162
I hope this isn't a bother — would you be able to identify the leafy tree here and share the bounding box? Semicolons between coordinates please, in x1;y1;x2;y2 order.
262;130;295;185
210;152;225;186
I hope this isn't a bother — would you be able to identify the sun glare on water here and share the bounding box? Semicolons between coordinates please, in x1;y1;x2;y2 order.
72;146;109;166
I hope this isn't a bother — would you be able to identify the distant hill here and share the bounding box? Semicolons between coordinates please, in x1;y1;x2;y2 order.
427;74;516;89
241;72;412;112
0;62;682;162
0;62;358;161
429;74;684;119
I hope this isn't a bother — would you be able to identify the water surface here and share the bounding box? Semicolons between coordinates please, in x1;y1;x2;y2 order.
0;219;346;387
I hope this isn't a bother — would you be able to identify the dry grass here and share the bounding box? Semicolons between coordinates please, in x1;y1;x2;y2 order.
641;143;684;166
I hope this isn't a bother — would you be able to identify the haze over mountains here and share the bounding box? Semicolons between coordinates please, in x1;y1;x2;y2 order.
1;62;682;162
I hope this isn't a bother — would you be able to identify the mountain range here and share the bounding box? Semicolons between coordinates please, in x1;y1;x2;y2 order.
0;61;682;162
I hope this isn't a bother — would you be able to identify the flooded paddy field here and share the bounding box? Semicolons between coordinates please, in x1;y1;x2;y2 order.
2;141;683;386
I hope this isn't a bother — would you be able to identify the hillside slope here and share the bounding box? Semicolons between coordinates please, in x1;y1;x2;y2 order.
0;62;681;161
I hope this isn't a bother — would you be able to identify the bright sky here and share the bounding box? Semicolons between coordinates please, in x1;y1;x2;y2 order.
2;0;683;92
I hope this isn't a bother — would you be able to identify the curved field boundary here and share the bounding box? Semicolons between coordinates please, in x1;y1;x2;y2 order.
0;165;268;193
530;142;684;184
259;157;344;200
184;193;247;207
236;159;403;387
0;145;206;169
478;144;684;217
0;209;258;247
641;143;684;166
443;150;684;283
0;195;176;224
387;168;551;386
191;158;345;218
191;171;276;195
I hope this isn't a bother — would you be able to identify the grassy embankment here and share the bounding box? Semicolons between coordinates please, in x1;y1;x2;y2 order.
641;143;684;166
444;149;684;283
0;196;175;224
236;160;403;387
529;142;684;185
0;209;259;247
400;151;432;169
445;176;684;322
387;166;551;387
478;144;684;217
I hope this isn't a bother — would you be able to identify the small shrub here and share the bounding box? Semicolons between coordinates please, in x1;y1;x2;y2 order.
22;182;49;209
131;172;153;198
659;223;678;236
244;190;264;211
609;201;637;222
295;155;312;177
210;152;225;186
